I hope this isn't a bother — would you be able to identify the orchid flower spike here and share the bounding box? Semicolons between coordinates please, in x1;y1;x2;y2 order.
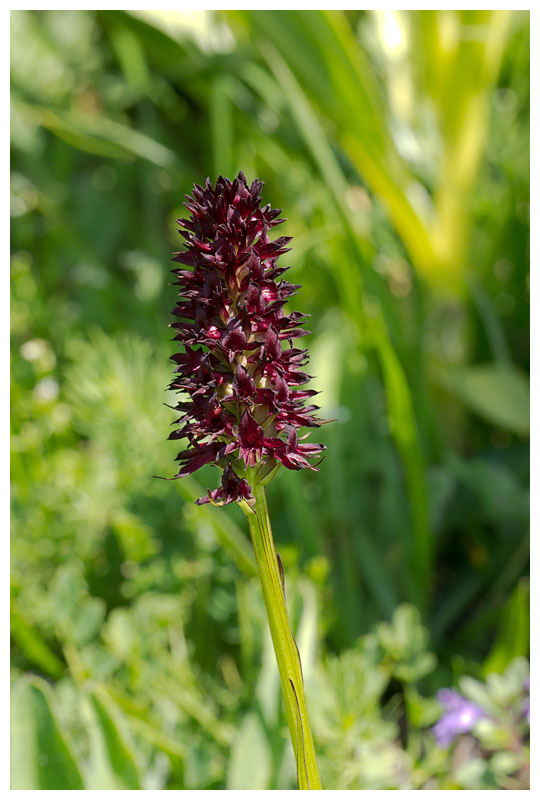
167;172;327;505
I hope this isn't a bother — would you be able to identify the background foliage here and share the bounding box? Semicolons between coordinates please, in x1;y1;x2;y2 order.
11;10;529;790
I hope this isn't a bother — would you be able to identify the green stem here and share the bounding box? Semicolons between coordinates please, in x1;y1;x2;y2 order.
240;481;322;790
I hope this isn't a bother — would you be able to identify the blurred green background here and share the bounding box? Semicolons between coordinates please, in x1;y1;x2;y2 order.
11;10;529;790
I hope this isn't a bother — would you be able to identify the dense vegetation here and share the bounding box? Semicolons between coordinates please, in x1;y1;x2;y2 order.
11;10;529;789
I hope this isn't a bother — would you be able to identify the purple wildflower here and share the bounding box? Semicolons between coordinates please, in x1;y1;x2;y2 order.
432;689;485;747
166;172;327;505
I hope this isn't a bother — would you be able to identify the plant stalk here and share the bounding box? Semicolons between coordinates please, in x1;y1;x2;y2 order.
241;481;322;790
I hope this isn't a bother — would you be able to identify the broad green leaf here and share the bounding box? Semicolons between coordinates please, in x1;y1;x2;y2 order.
227;712;272;790
11;677;84;789
436;363;530;434
10;604;65;678
83;688;143;789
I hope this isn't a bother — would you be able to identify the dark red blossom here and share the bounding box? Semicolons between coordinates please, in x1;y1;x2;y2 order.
195;463;254;507
167;172;327;504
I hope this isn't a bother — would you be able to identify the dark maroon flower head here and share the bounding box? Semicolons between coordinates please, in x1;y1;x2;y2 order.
167;172;328;505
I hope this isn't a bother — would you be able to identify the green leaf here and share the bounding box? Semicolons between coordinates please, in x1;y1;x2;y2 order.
473;718;513;750
227;712;272;790
111;508;161;563
25;104;179;167
106;17;152;93
482;578;529;677
123;714;186;761
490;751;521;776
459;676;498;716
99;10;195;75
210;74;234;178
230;10;435;275
153;674;235;748
10;604;65;678
241;27;432;608
485;657;529;706
452;756;487;788
72;598;106;646
376;602;436;684
11;677;84;789
436;363;530;434
49;563;106;646
180;477;256;576
447;456;529;523
373;315;431;603
83;688;143;789
404;685;443;728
